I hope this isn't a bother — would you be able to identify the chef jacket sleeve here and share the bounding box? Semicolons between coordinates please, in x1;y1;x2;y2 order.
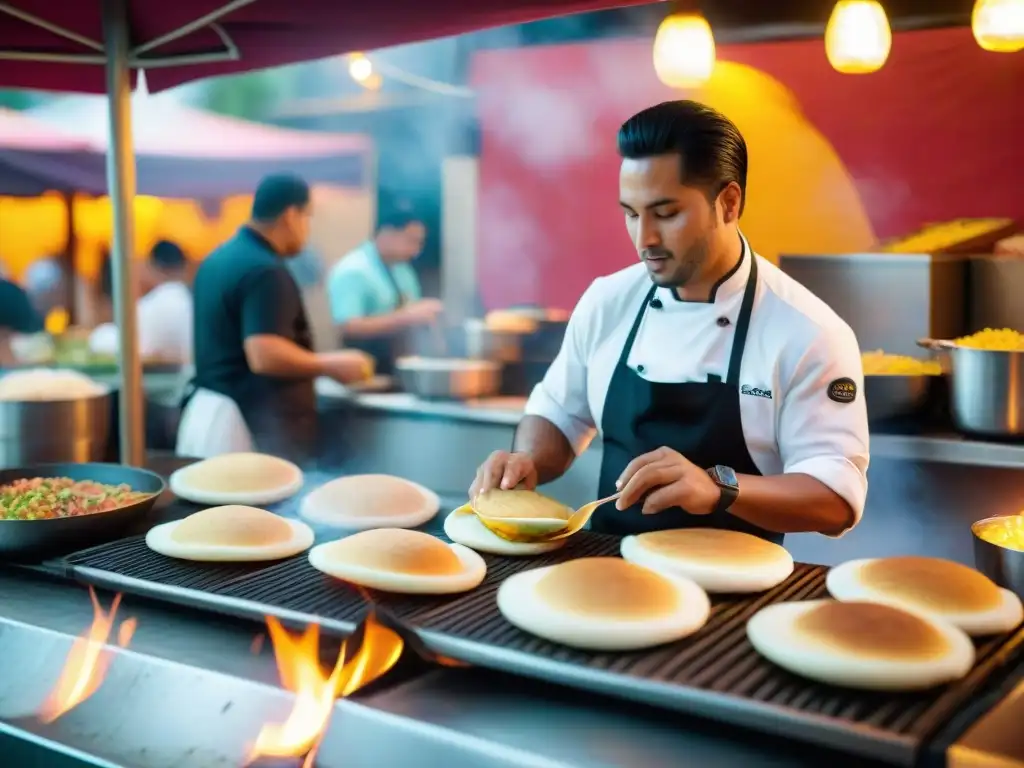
240;266;301;340
778;322;869;534
327;267;373;324
523;281;601;455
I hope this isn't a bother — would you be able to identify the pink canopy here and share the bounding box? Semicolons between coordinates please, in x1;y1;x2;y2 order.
28;96;370;158
0;0;645;94
0;108;92;152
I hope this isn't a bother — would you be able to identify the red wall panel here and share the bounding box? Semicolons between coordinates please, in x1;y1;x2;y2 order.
471;28;1024;309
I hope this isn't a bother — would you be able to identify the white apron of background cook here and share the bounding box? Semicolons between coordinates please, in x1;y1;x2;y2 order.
175;388;254;458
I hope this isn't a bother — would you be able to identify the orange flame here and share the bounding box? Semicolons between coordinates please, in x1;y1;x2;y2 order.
248;612;404;766
39;588;136;723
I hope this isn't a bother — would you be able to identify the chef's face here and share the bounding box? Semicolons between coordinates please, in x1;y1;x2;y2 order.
620;154;729;288
380;222;426;262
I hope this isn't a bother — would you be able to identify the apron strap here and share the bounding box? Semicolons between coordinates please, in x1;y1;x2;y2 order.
726;245;759;386
618;285;658;367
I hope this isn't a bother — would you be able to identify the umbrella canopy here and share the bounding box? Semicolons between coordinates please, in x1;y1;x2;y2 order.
0;0;647;93
0;107;105;194
0;107;92;151
28;95;371;195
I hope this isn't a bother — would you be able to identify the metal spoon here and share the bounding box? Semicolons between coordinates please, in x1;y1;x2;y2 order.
471;492;622;543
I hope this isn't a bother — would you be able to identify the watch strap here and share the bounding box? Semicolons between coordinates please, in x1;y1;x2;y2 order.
707;466;739;513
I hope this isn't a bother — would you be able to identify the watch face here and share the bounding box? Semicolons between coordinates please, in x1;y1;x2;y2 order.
713;465;738;488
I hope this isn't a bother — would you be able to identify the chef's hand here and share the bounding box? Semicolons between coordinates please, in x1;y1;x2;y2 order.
615;447;721;516
401;299;445;325
321;349;375;384
469;450;538;499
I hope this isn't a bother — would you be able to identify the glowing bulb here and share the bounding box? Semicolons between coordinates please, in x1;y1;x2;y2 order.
972;0;1024;52
825;1;892;74
653;13;716;88
348;53;372;83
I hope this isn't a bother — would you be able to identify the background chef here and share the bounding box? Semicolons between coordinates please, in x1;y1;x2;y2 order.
471;100;869;543
178;173;372;464
326;207;444;374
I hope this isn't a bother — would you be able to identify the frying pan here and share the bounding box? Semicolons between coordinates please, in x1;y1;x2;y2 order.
0;463;166;562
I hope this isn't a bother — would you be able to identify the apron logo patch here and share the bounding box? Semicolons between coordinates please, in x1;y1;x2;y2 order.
741;385;772;399
828;377;857;404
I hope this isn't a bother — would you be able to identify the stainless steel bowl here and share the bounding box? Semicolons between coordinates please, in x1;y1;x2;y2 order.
971;515;1024;599
0;389;113;467
464;319;525;363
863;374;931;421
395;357;502;400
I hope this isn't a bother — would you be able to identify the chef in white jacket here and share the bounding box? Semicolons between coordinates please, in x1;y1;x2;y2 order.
89;240;194;363
471;100;870;542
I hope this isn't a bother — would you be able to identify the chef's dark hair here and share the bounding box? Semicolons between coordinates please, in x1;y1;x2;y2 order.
251;173;310;223
150;240;186;270
376;207;423;233
618;100;748;216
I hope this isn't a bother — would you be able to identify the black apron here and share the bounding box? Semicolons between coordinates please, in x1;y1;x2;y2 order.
593;249;782;544
343;250;411;376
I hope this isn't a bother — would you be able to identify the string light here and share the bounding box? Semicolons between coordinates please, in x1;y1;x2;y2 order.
347;53;373;83
825;1;892;74
972;0;1024;52
653;12;716;88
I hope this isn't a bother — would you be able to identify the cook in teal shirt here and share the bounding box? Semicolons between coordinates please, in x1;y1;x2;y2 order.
326;210;443;371
327;239;422;323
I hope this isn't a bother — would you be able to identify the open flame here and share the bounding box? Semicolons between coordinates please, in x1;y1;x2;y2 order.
39;588;136;723
248;611;404;766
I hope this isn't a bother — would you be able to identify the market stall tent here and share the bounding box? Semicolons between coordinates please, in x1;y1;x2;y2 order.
29;95;372;197
0;0;645;465
0;107;104;195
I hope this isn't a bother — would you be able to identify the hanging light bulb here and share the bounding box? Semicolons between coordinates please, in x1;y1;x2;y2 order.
972;0;1024;52
825;1;892;74
347;53;373;83
653;11;716;88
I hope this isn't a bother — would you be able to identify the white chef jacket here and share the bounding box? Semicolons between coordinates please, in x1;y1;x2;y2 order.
525;239;870;533
89;281;193;362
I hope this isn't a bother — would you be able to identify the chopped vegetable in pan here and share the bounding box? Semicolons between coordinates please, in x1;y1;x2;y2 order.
0;477;153;520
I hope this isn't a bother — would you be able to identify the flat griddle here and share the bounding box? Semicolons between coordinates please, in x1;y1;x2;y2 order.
48;530;1024;766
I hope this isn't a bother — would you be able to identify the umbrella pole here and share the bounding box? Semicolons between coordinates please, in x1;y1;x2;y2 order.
102;0;145;467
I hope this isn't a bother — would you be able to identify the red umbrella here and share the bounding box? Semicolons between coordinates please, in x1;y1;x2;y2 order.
0;1;647;93
0;0;644;465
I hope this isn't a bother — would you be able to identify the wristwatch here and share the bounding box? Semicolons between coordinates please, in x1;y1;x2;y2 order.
706;465;739;513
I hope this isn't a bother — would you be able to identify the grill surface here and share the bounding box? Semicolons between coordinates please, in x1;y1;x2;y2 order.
61;534;289;593
56;529;1024;766
407;545;1024;766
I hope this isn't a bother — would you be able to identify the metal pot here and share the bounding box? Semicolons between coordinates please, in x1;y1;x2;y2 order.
0;389;113;468
395;357;501;400
862;374;932;422
919;339;1024;437
971;514;1024;599
464;319;526;363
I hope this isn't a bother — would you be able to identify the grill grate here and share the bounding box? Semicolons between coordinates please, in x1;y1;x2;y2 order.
63;535;288;592
57;529;1024;765
207;530;624;627
405;547;1024;765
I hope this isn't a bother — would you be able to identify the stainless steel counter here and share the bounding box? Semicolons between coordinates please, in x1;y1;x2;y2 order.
318;384;1024;470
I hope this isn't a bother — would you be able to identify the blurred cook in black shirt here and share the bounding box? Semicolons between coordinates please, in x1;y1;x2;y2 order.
176;174;373;464
0;277;44;366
